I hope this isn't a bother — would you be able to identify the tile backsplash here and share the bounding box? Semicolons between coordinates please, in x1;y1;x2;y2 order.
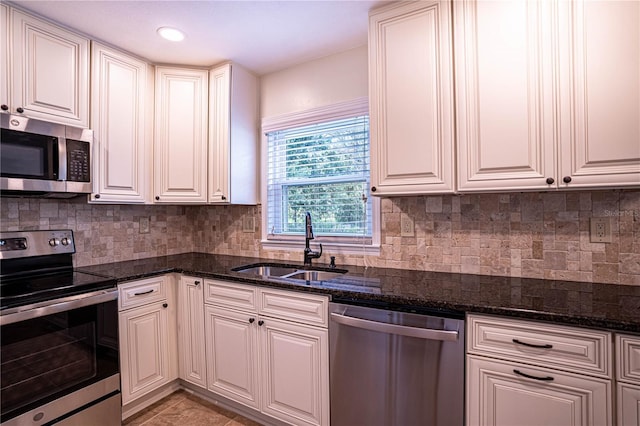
2;189;638;285
0;199;196;267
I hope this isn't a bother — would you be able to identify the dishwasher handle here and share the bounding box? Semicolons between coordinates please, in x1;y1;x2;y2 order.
330;312;459;342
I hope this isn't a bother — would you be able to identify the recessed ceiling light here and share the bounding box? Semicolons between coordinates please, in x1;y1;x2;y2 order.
157;27;185;42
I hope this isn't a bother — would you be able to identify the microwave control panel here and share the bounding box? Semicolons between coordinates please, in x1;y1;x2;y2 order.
66;139;90;182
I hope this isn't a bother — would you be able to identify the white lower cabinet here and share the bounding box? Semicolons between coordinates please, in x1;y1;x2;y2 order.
468;355;611;426
118;275;178;405
260;316;328;425
467;314;613;426
616;334;640;426
617;383;640;426
204;279;329;426
177;276;207;389
205;305;260;408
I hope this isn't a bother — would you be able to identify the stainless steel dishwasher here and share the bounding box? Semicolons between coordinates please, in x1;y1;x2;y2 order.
329;302;465;426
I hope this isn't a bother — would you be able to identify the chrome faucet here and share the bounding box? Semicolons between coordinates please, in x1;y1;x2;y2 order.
303;212;322;266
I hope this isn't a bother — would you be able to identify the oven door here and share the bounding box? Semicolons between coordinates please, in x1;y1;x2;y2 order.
0;290;120;425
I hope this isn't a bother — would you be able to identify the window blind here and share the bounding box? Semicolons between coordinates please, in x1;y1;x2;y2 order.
266;115;372;240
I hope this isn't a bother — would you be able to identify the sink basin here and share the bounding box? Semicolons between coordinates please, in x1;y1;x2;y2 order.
232;264;299;277
283;270;345;282
233;263;348;282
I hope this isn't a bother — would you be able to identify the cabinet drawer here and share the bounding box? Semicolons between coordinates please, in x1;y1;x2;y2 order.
118;276;167;311
204;279;257;311
468;314;612;378
259;288;328;328
617;334;640;384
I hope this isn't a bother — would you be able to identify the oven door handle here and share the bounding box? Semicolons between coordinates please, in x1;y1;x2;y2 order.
0;288;118;326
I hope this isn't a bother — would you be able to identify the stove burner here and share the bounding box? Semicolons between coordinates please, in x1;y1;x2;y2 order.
0;230;117;311
0;270;116;310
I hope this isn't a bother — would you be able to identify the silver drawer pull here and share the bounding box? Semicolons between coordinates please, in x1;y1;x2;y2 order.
133;289;154;296
513;369;554;382
512;338;553;349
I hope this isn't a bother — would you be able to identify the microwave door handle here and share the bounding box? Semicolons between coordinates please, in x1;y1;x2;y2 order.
0;289;118;326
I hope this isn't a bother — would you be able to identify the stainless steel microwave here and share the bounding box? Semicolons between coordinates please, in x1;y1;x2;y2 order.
0;114;93;198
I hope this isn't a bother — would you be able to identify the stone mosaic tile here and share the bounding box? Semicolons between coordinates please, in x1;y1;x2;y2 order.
1;189;638;285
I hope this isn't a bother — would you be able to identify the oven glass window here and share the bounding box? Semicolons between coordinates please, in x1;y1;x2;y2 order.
0;129;58;180
0;300;118;423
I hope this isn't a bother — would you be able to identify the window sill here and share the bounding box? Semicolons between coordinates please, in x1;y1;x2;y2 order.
260;239;380;256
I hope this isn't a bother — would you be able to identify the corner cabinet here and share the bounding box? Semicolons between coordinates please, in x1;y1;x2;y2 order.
466;314;612;426
90;42;153;203
177;276;207;389
118;275;178;405
454;0;640;192
6;7;89;127
368;1;455;195
154;66;209;204
208;63;259;204
204;279;329;426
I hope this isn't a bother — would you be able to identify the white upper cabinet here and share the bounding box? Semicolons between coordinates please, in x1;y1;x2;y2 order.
8;8;89;127
454;0;556;192
154;66;209;203
557;0;640;188
90;42;153;203
1;4;9;111
369;1;455;195
208;63;258;204
454;0;640;192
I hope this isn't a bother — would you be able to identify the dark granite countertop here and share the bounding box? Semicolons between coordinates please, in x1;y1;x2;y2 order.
77;252;640;333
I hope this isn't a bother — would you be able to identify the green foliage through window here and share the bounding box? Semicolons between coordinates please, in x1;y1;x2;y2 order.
267;115;371;238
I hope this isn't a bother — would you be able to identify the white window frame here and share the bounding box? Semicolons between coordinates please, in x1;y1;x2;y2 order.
261;97;380;255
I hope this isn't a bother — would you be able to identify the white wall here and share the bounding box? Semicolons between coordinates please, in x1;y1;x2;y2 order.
259;45;368;118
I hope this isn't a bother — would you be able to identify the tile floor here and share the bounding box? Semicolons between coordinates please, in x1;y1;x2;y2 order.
122;390;263;426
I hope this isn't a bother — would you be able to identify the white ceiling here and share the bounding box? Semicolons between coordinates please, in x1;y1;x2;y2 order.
11;0;391;76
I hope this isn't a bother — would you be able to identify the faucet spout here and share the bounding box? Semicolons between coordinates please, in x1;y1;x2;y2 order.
303;212;322;266
305;212;314;240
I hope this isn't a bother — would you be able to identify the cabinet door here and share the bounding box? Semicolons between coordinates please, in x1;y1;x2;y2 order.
260;317;329;426
10;9;89;127
154;66;208;203
90;42;152;203
557;0;640;188
369;1;454;195
467;355;612;426
454;0;556;192
617;383;640;426
205;305;260;409
178;276;207;388
208;64;231;203
1;3;8;109
119;301;173;404
208;63;258;204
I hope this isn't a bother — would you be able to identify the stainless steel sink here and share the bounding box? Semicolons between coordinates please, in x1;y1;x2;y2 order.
283;270;345;282
233;265;299;278
232;263;348;282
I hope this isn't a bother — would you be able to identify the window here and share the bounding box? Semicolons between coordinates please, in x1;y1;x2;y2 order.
262;98;379;251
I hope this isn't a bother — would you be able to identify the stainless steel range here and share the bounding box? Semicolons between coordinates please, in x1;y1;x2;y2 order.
0;230;120;426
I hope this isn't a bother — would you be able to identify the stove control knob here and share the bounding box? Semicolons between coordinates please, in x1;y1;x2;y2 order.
61;238;70;246
48;238;59;247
